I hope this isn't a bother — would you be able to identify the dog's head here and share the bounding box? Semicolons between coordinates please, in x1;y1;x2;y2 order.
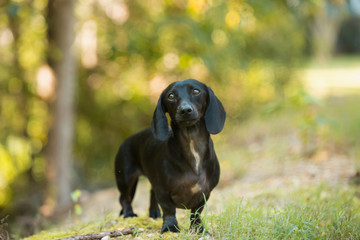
151;79;226;141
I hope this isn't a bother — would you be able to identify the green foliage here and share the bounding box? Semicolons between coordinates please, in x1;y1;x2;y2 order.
1;0;305;206
71;190;83;216
0;0;48;206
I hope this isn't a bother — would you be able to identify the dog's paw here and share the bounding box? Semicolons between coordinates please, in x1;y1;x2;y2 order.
161;223;180;234
149;209;161;219
161;216;180;234
120;209;138;218
123;212;138;218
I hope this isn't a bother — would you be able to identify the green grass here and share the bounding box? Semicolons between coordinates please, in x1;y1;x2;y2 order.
210;185;360;239
24;184;360;240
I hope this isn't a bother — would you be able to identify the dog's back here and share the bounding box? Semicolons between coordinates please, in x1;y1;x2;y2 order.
115;128;156;179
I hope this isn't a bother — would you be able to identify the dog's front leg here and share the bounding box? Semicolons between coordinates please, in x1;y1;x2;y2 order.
162;214;179;234
157;198;179;233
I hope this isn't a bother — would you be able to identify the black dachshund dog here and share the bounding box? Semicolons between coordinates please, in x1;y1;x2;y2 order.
114;79;226;233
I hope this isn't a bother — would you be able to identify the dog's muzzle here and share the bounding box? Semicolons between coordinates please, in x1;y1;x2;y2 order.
176;102;199;126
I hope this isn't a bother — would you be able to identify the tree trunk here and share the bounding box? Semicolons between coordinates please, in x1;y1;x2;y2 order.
46;0;76;211
311;3;344;63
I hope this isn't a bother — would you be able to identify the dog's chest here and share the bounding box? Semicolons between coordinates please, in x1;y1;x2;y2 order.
189;139;201;173
170;170;209;209
185;136;208;174
170;135;210;208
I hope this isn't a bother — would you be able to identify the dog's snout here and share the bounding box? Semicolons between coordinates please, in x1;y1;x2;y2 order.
175;100;199;126
181;106;193;115
179;103;193;115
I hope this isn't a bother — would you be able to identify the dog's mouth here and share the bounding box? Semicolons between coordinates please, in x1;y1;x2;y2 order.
176;118;199;127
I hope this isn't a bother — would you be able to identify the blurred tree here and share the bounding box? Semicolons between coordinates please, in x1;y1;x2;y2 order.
45;0;77;211
289;0;347;61
310;0;345;61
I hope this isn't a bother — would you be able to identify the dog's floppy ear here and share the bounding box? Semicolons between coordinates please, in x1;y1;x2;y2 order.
205;87;226;134
151;94;169;141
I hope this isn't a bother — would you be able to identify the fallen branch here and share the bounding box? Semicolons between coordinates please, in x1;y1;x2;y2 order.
58;227;135;240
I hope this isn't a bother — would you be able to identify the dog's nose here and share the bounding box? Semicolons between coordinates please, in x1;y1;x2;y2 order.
181;107;193;115
179;103;193;115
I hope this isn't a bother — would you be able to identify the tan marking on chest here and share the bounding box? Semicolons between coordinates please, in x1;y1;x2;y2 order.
190;140;201;173
191;183;201;194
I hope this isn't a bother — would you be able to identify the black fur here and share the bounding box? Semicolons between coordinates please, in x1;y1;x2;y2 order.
114;79;226;233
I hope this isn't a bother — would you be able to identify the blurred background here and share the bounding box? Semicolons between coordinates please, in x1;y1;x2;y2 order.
1;0;360;237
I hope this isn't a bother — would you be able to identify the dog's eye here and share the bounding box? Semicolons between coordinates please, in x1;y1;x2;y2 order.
168;93;175;100
192;89;200;95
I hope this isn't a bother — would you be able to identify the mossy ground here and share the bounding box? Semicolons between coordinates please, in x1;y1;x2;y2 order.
24;183;360;240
